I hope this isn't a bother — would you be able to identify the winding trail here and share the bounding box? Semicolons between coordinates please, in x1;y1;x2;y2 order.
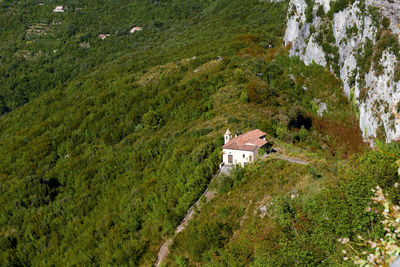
154;154;307;266
273;154;308;165
154;166;230;267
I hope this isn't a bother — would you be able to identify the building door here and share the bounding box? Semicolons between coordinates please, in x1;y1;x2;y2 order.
249;155;252;162
228;155;233;163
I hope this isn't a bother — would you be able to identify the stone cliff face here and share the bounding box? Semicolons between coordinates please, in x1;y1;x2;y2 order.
284;0;400;143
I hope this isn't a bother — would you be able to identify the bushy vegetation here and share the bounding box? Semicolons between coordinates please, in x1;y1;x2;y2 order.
0;0;299;265
341;185;400;266
313;21;341;77
0;0;285;113
0;56;226;265
305;0;315;23
168;143;400;266
1;0;386;266
327;0;356;17
1;0;188;111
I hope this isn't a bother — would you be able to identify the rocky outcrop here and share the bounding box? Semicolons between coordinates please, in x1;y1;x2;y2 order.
284;0;400;143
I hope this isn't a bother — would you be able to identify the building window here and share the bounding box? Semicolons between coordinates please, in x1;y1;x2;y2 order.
243;154;245;158
249;155;252;161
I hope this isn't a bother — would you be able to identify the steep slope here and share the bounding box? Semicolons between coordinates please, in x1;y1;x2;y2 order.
0;0;253;112
0;1;295;265
0;45;364;265
166;142;400;266
285;0;400;143
1;0;375;266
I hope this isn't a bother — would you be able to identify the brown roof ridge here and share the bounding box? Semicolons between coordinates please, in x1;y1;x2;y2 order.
222;129;267;151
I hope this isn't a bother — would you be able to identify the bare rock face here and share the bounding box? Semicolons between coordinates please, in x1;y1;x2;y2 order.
366;0;400;28
284;0;400;143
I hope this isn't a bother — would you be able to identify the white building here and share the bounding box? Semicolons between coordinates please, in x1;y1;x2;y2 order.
98;34;110;40
53;6;64;12
130;26;143;34
222;129;268;167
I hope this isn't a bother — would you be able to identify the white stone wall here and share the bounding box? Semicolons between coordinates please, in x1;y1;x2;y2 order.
284;0;400;143
222;149;256;167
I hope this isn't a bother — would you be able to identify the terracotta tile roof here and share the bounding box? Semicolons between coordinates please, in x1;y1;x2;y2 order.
130;26;143;33
248;138;267;147
222;129;267;151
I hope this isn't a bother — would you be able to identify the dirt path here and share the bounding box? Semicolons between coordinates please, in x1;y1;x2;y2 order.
155;239;172;267
154;154;306;266
154;167;226;266
263;152;308;165
274;154;308;165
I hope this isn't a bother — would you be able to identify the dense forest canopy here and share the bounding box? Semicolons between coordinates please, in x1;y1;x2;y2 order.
2;0;399;266
0;0;292;265
0;0;259;111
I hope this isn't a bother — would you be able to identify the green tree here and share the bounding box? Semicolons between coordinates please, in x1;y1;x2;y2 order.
142;110;161;128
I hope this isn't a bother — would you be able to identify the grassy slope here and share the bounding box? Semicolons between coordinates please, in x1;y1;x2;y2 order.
0;0;379;266
167;144;400;266
0;0;249;110
165;64;400;265
0;1;292;265
0;47;364;265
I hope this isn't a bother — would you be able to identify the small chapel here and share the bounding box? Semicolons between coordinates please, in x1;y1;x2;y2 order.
222;129;269;166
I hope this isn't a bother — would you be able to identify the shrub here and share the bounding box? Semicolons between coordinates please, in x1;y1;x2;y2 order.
234;69;247;83
230;164;245;184
298;127;310;143
240;91;250;103
327;0;352;18
227;117;240;124
340;185;400;266
176;256;189;267
135;123;143;131
276;123;291;142
368;6;382;27
316;5;324;17
218;206;231;219
142;110;161;128
305;0;314;23
217;174;233;194
309;25;315;35
258;148;266;158
382;16;391;29
186;221;230;261
307;165;321;178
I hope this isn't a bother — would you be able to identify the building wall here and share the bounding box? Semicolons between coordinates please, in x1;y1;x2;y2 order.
222;149;256;167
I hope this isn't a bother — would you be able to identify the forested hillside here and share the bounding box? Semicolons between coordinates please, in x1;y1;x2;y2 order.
167;142;400;265
2;0;399;266
1;0;292;265
1;0;275;112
